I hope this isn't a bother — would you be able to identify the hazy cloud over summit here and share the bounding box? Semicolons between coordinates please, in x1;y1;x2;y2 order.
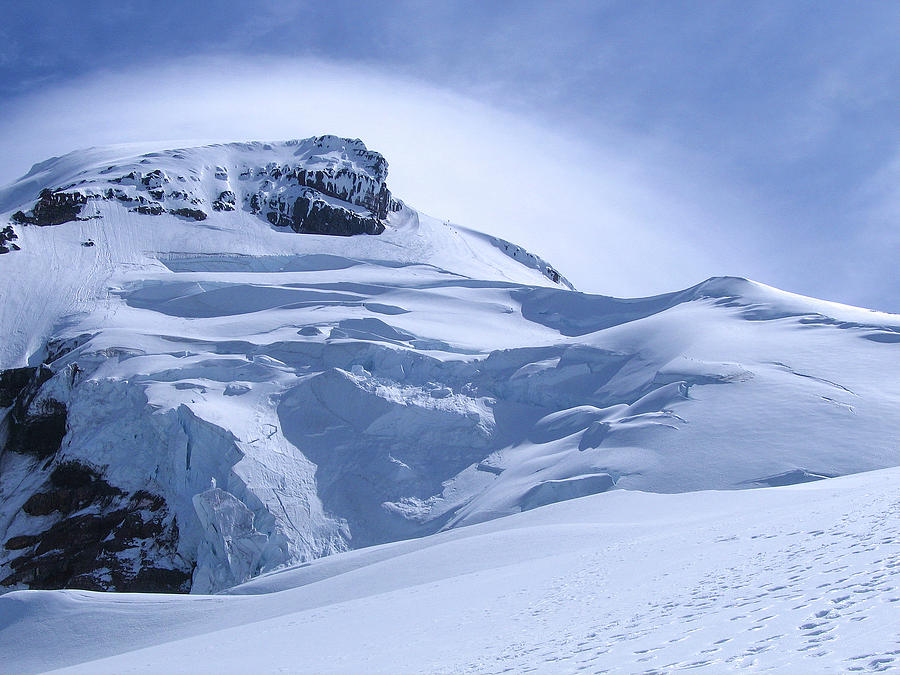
1;1;898;309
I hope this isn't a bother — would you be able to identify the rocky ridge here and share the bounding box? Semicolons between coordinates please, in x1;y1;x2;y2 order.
8;135;400;237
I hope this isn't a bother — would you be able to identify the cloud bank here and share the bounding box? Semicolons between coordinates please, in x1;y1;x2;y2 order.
0;56;776;298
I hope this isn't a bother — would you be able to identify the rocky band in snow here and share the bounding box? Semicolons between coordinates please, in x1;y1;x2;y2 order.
7;135;401;240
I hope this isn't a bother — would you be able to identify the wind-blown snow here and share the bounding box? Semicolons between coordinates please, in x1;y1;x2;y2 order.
1;467;897;673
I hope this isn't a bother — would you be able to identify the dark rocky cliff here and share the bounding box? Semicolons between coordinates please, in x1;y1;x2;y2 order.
6;135;401;244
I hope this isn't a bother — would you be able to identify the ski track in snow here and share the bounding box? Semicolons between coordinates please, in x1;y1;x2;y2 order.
474;496;900;674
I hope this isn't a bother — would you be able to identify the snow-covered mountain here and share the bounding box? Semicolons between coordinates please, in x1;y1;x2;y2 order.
1;136;899;598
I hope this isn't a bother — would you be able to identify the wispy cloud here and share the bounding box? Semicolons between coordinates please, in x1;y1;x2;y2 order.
0;56;772;298
0;14;898;311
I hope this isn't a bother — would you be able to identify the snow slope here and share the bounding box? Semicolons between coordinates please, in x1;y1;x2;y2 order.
1;137;899;596
1;467;897;673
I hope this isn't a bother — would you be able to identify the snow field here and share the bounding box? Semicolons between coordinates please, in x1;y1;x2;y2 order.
0;467;896;673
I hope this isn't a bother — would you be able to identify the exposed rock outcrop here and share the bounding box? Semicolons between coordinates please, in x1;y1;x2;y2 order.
2;461;188;592
12;189;88;226
170;207;207;221
213;190;236;212
0;225;19;254
0;366;66;460
0;362;193;593
7;135;397;237
264;193;385;235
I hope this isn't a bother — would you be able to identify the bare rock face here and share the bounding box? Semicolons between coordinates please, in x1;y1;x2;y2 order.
170;207;207;221
12;189;88;226
0;361;191;593
264;194;385;235
0;366;40;407
0;225;19;254
7;135;399;238
245;136;401;235
212;190;236;212
2;461;188;593
1;366;66;460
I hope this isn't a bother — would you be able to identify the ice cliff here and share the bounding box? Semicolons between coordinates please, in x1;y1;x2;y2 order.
1;137;898;594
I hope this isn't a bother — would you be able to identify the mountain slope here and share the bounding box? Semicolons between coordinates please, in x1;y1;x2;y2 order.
1;467;897;673
1;137;899;595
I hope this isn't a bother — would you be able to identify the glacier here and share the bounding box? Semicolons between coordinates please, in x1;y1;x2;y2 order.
1;135;899;601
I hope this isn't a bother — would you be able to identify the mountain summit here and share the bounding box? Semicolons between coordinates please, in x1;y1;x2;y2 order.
1;136;898;594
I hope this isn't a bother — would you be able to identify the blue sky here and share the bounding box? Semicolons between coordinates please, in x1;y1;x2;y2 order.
1;1;898;309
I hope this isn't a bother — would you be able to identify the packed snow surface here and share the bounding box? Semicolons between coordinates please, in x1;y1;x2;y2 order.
1;467;898;673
